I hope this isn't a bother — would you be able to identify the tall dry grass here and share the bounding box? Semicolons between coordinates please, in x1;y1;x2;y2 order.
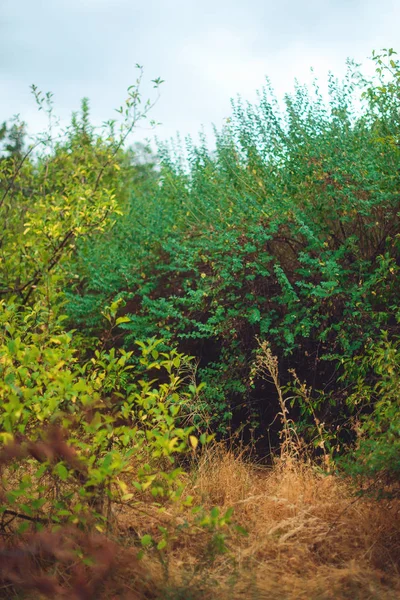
106;446;400;600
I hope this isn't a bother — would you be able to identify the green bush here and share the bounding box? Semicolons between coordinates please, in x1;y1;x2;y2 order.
67;51;400;452
0;72;213;534
339;332;400;481
0;297;208;529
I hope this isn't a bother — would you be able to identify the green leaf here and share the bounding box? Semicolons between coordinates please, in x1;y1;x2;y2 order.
55;463;69;482
116;316;131;325
210;507;219;519
157;539;167;550
141;534;153;547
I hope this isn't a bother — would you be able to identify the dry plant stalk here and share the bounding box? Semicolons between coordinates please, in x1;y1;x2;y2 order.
251;337;299;458
288;367;334;470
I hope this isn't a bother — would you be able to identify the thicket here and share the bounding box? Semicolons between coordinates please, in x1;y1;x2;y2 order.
0;51;399;598
67;51;400;481
0;74;225;597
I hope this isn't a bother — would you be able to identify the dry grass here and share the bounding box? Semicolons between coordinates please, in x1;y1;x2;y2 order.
105;446;400;600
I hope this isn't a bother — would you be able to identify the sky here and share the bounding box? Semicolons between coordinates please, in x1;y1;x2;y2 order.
1;0;399;148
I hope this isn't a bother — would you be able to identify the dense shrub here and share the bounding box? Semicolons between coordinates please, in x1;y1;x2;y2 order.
338;332;400;481
0;76;227;597
67;52;400;471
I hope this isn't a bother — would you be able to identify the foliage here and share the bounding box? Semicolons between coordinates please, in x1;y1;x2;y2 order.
0;91;151;307
67;51;400;466
339;332;400;481
0;73;237;599
0;299;209;529
0;527;116;598
0;118;27;159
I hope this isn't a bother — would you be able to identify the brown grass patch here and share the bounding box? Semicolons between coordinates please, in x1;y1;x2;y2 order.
102;446;400;599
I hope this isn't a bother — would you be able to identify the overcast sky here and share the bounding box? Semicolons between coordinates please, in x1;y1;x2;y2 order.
1;0;399;147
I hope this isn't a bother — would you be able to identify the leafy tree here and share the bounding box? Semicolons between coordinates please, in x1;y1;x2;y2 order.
0;118;27;159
